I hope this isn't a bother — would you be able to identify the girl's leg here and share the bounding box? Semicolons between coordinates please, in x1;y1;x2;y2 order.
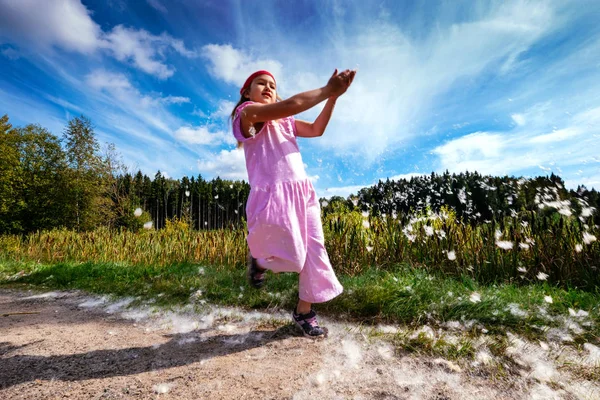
292;198;342;338
247;254;267;289
296;298;312;314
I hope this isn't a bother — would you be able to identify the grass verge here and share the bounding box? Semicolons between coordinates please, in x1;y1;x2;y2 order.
1;259;598;359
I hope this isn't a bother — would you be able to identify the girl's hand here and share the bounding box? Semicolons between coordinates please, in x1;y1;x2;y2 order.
326;69;356;98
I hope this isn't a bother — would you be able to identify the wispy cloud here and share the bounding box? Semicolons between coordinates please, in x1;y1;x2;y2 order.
200;1;559;165
0;87;66;135
85;70;173;133
316;1;557;160
1;46;20;60
44;94;86;114
146;0;167;14
160;96;190;105
103;25;197;78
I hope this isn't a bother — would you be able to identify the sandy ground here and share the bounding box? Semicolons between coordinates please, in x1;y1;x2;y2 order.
1;288;598;400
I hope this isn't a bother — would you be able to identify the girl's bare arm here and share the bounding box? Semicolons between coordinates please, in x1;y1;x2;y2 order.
241;87;334;124
295;69;356;137
295;97;337;138
241;69;351;124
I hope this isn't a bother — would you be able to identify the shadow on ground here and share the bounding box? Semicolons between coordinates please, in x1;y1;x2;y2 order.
0;325;298;389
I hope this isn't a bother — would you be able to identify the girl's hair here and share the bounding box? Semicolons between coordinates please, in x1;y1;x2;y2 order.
230;89;282;149
230;92;250;149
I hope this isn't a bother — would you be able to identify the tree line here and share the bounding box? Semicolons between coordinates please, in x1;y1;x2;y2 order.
0;114;250;234
1;113;597;235
323;171;599;224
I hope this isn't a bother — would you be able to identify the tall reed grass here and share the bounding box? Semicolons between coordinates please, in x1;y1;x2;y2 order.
0;219;246;268
1;211;597;289
325;208;599;288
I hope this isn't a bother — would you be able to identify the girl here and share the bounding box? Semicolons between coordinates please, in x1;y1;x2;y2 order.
231;68;356;338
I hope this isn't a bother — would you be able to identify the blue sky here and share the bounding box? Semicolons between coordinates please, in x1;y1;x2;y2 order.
1;0;599;198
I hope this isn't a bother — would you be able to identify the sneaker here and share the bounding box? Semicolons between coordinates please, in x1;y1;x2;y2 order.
292;309;326;338
246;254;266;289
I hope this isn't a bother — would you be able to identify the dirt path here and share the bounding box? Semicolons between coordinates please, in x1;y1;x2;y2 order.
0;288;597;399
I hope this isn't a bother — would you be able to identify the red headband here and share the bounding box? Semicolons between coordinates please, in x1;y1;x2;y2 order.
240;70;276;95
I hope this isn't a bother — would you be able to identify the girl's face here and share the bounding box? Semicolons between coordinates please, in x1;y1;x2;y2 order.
246;74;277;104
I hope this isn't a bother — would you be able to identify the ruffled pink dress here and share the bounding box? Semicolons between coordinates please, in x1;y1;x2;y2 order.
233;101;343;303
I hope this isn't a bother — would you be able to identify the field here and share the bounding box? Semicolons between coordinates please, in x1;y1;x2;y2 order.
1;188;600;399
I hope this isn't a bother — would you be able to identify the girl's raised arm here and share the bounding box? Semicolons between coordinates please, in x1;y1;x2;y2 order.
295;98;337;138
241;69;351;124
295;69;356;138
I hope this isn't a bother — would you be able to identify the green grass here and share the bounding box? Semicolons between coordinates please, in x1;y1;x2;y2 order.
1;259;598;346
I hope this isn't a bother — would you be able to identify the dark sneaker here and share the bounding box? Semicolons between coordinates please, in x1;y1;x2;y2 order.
292;309;326;338
246;254;266;289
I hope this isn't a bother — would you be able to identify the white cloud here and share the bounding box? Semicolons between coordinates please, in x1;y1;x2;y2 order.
433;132;506;168
323;2;553;158
197;149;248;180
512;113;526;126
202;44;283;88
86;70;133;91
174;126;232;146
104;27;174;78
192;109;209;118
138;96;190;109
5;64;221;182
317;185;369;199
432;103;600;186
507;102;554;129
565;176;600;190
0;0;196;79
529;127;581;144
0;0;103;54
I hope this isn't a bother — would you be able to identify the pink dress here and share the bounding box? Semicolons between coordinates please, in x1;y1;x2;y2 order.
233;101;343;303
